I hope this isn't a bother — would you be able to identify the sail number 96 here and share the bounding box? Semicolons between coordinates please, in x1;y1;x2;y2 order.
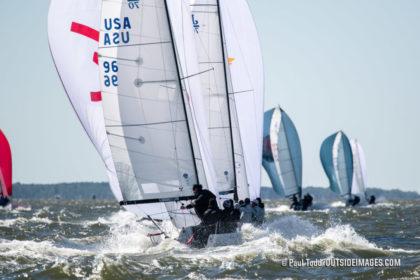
104;61;118;87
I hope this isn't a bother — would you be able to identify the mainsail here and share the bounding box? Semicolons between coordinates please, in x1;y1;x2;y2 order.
219;0;265;200
0;130;12;197
98;0;219;228
350;139;367;199
188;0;249;201
320;131;353;197
47;0;123;202
262;107;302;198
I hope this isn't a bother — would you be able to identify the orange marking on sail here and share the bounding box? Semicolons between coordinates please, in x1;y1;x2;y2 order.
228;57;235;66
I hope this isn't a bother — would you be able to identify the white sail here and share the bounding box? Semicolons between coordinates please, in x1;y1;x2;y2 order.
47;0;123;202
189;0;249;201
98;0;219;228
219;0;265;200
350;139;367;197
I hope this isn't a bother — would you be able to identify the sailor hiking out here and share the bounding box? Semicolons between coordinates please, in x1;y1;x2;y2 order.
181;184;216;223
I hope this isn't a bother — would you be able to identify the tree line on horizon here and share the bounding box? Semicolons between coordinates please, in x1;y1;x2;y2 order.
10;182;420;200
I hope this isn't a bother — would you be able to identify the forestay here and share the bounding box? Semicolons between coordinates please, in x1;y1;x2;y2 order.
98;0;219;228
219;0;264;200
189;0;249;201
350;139;367;198
320;131;353;197
262;107;302;198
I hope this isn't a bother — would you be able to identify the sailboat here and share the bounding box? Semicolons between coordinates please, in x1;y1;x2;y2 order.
262;107;302;198
350;139;368;202
98;0;225;246
262;107;312;210
48;0;264;247
320;131;355;205
0;130;12;207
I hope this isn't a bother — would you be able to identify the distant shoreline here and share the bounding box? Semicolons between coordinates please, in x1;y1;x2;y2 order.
11;182;420;200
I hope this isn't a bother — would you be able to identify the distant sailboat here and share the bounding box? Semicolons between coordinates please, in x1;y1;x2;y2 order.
262;106;302;198
320;131;355;205
0;130;12;207
262;107;312;210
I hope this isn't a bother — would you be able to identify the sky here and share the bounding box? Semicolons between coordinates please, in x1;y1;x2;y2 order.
0;1;419;192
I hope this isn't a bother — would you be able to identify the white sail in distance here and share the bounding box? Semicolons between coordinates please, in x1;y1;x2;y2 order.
98;0;219;228
47;0;123;202
219;0;265;200
189;0;249;201
350;139;367;199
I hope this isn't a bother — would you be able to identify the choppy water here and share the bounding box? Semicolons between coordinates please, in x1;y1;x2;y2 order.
0;199;419;279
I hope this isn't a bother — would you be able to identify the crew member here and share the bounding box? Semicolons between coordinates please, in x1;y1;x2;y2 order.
302;193;313;210
290;195;301;210
219;199;240;233
251;199;264;225
202;197;221;225
181;184;216;222
240;198;253;223
0;193;9;207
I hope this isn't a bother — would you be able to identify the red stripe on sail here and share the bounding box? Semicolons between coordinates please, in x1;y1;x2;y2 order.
0;130;12;196
93;52;98;65
71;22;99;42
91;91;102;102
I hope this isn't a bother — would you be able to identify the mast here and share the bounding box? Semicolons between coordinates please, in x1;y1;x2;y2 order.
163;0;199;185
216;0;238;201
